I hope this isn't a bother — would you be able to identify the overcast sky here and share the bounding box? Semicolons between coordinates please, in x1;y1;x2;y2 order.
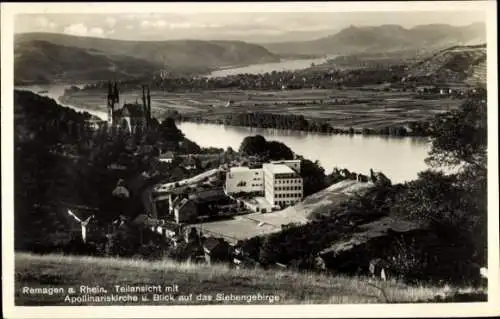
14;11;486;43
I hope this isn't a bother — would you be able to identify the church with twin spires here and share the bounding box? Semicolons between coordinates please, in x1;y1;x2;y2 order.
107;81;152;134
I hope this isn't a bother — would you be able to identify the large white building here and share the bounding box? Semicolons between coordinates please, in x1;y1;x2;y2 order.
263;163;303;207
225;166;264;195
225;159;303;210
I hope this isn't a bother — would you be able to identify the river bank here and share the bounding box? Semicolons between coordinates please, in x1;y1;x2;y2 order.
177;115;428;137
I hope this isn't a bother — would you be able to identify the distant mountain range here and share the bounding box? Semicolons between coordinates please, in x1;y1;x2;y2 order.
14;33;280;84
14;23;486;84
262;23;486;57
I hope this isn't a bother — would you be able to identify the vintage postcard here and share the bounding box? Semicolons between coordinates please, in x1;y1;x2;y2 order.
1;1;499;318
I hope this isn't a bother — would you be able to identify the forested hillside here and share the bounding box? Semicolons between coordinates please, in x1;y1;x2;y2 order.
406;44;487;85
15;33;280;83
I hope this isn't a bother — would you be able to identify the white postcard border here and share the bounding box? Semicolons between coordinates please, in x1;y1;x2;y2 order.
2;2;499;318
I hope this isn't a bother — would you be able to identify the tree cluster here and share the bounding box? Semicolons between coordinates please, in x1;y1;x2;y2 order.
183;111;431;137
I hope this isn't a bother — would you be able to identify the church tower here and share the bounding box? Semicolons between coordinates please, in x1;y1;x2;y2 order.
147;86;151;127
141;85;147;128
107;81;119;126
141;85;152;129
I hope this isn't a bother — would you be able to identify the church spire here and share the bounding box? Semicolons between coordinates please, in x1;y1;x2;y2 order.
141;85;149;128
147;86;151;123
113;82;119;104
107;81;113;98
107;81;116;126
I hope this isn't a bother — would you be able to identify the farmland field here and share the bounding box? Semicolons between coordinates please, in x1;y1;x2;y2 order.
61;88;463;130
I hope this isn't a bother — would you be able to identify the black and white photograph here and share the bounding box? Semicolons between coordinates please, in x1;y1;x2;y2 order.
1;1;498;318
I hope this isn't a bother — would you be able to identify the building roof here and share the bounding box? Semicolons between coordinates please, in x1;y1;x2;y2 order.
132;214;160;228
115;103;146;118
270;159;301;165
171;196;184;208
170;185;190;195
158;221;180;233
229;166;263;174
159;151;175;159
189;188;226;202
112;186;130;198
203;237;228;252
175;198;190;210
230;166;251;173
264;163;295;175
183;156;197;166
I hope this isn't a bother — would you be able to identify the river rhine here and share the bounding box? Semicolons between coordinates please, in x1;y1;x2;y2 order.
16;55;432;183
177;122;431;183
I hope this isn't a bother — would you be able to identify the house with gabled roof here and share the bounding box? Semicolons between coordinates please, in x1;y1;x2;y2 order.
159;151;175;163
181;156;198;171
202;237;231;265
173;198;198;223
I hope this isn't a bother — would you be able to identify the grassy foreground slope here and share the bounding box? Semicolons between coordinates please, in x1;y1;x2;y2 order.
15;253;484;306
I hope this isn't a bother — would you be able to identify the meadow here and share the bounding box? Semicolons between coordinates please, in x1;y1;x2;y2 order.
61;88;463;130
15;253;485;306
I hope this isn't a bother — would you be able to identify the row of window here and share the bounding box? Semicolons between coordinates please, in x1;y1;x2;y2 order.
274;193;302;199
251;184;263;188
275;173;297;179
274;200;299;206
274;186;302;191
275;179;302;185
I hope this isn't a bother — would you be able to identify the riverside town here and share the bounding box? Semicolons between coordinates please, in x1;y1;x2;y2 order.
8;4;493;308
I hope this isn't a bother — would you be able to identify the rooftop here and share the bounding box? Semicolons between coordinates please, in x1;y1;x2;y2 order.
159;151;175;159
115;103;146;118
190;188;227;202
175;198;190;210
157;221;180;232
203;237;228;252
229;166;251;173
270;159;301;164
264;163;296;175
182;157;197;166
